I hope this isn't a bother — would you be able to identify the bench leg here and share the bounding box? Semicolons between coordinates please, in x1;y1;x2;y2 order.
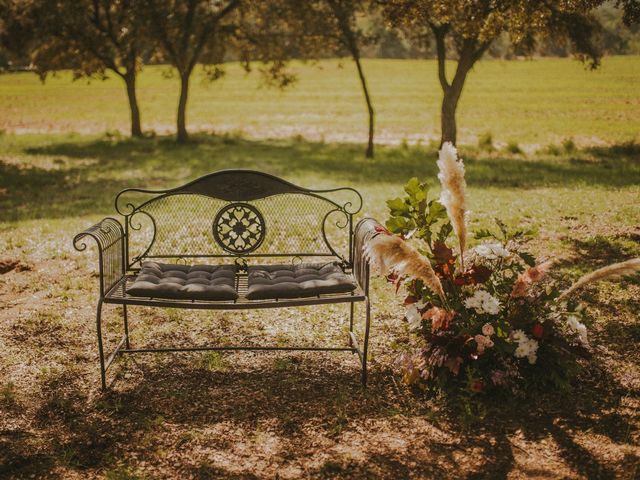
96;299;107;391
123;304;130;349
349;302;354;333
361;298;371;386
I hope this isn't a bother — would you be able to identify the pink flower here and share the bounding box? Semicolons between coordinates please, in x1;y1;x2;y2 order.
474;334;494;354
482;323;495;336
491;370;507;386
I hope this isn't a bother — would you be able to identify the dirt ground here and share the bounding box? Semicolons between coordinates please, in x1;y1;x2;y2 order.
1;242;638;479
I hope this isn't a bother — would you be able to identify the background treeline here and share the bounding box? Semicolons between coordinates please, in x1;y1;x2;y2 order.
2;2;639;67
360;4;640;59
1;0;638;156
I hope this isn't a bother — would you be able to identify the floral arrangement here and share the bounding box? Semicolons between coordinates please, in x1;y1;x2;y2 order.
366;143;640;395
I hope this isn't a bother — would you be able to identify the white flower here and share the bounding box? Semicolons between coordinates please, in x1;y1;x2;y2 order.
567;315;589;346
474;242;510;260
464;290;501;315
405;304;423;330
511;329;539;364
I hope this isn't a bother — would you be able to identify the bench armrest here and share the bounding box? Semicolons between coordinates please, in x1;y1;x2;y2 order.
73;217;126;296
353;217;383;294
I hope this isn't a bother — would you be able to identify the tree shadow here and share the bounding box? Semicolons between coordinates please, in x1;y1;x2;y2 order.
4;346;636;479
568;234;640;268
455;357;638;479
3;134;639;222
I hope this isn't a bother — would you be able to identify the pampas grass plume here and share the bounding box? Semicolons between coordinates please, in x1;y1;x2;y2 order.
558;258;640;300
437;142;468;267
365;233;445;301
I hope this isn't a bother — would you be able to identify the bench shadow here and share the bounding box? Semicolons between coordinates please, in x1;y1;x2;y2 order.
3;134;639;222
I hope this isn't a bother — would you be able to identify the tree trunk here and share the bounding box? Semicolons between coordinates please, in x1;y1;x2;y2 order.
353;55;375;158
124;72;143;138
177;71;190;142
440;88;459;146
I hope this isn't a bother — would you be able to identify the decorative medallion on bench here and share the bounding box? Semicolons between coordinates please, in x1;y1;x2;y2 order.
73;169;380;391
213;202;265;254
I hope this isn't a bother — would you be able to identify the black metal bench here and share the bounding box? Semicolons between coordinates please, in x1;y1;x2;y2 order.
73;170;379;390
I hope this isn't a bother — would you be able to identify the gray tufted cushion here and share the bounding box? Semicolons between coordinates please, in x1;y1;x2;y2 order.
246;262;357;300
126;262;238;301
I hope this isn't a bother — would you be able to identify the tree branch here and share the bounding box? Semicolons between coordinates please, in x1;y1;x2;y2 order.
429;22;450;91
180;0;198;60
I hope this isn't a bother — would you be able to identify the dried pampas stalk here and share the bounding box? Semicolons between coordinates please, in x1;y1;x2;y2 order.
558;258;640;300
365;233;445;301
437;142;468;268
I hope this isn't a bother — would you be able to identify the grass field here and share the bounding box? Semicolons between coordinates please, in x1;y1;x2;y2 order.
0;57;639;479
1;56;639;146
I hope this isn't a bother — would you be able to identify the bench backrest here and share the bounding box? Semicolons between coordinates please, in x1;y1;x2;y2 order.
115;170;362;269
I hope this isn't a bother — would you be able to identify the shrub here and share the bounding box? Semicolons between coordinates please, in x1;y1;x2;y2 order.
478;132;494;151
543;143;562;156
562;138;577;153
504;140;522;154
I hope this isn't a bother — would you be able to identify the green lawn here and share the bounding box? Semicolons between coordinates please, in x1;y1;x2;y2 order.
0;58;639;478
1;56;639;146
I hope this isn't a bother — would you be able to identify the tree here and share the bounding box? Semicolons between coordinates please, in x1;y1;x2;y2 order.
276;0;377;157
326;0;376;158
382;0;640;146
145;0;241;142
26;0;150;137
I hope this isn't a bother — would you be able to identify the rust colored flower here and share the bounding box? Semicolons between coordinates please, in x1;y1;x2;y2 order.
511;261;553;298
470;265;492;284
470;380;484;393
404;295;418;305
532;323;544;339
454;264;492;286
434;241;456;266
511;277;529;298
375;225;392;235
423;306;454;332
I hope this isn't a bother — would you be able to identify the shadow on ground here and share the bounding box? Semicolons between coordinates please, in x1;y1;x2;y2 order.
2;134;639;222
2;350;637;478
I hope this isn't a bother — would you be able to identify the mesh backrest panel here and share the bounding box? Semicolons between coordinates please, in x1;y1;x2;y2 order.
126;193;350;264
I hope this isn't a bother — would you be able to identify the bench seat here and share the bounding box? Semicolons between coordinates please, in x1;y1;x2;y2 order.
125;262;238;301
246;262;357;300
106;275;364;310
124;261;358;304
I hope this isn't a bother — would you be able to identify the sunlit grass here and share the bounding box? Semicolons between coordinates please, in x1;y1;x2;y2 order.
0;56;638;145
